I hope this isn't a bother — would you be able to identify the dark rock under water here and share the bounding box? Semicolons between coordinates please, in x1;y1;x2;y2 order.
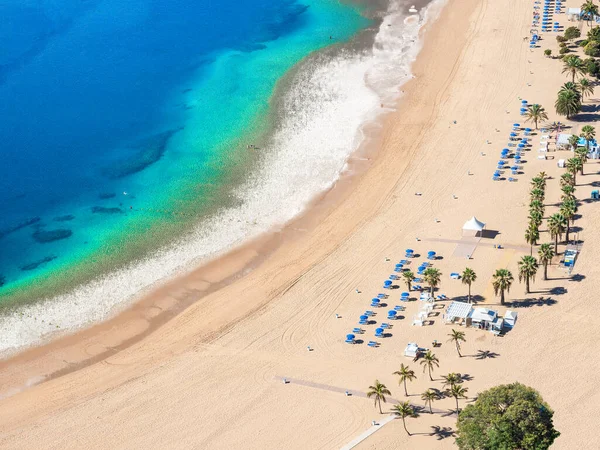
32;229;73;243
91;206;124;214
101;129;179;180
0;217;41;240
20;255;57;271
98;192;116;199
53;214;75;222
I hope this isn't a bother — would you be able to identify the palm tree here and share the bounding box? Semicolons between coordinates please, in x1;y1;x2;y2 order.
447;329;466;357
555;89;582;119
442;372;463;389
421;389;439;414
525;225;539;255
367;380;391;414
420;351;440;381
402;270;414;291
518;255;538;294
538;243;555;280
529;208;543;226
530;176;546;190
548;213;567;253
461;268;477;303
562;56;585;83
530;188;545;202
448;384;469;415
530;199;545;217
566;157;583;184
393;364;416;397
492;269;514;305
568;134;581;152
392;402;418;435
581;1;599;27
560;199;577;242
578;78;594;102
423;267;441;295
581;125;596;152
560;172;575;188
561;184;576;201
575;147;589;171
525;104;548;129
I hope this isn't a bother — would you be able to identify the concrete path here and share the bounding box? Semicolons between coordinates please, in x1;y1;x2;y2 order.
339;414;396;450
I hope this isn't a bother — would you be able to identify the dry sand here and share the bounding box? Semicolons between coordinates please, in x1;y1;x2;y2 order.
1;0;599;448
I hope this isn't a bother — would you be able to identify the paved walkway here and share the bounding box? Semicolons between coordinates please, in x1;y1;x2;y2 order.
424;237;530;253
339;414;396;450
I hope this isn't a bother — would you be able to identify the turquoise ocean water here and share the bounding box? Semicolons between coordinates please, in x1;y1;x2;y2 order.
0;0;369;304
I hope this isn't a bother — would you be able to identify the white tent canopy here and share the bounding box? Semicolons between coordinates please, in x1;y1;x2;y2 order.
446;301;473;321
470;307;498;323
462;217;486;232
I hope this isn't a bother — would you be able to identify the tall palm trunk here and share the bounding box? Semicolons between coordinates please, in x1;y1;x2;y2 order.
565;224;570;243
455;396;459;414
429;403;433;414
402;417;410;435
544;262;548;280
378;399;382;414
554;235;559;254
526;277;530;294
428;366;433;382
500;289;505;305
403;380;408;397
456;342;462;358
467;284;471;303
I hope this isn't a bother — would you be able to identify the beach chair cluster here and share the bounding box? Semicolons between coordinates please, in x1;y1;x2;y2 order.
347;249;441;346
493;118;531;182
534;0;563;34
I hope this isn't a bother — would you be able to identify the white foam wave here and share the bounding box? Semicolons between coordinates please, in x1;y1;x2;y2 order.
0;0;445;357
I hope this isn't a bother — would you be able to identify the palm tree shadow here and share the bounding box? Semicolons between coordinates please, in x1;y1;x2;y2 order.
430;425;456;440
475;350;500;360
506;296;558;308
441;409;458;418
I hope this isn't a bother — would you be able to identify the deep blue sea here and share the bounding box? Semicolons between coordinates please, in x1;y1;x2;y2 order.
0;0;369;301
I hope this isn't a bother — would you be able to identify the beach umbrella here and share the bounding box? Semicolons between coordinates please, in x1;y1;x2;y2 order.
518;143;525;148
375;328;383;333
401;291;409;297
405;248;414;253
515;155;522;160
498;160;506;165
371;298;380;303
511;165;519;170
346;334;355;340
510;132;518;137
513;123;521;126
387;310;397;317
360;315;368;320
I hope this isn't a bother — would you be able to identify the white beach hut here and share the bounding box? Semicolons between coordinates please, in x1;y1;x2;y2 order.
462;217;486;236
567;7;581;21
470;307;498;330
557;133;573;149
504;310;518;328
404;342;419;357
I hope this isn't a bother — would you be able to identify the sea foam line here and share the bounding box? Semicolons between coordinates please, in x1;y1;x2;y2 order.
0;0;445;358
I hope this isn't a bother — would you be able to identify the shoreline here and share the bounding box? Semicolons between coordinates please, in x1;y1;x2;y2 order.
7;0;598;447
0;1;439;381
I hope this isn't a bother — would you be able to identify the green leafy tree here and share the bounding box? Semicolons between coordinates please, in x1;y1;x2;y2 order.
578;78;595;101
421;389;439;414
367;380;391;414
524;104;548;129
584;40;600;56
461;268;477;303
587;25;600;41
575;146;589;169
548;213;567;253
538;243;555;281
530;188;545;202
423;267;441;295
560;171;575;187
402;270;414;291
448;384;469;415
544;48;552;57
447;329;466;357
566;157;583;184
529;211;542;229
393;363;416;397
456;383;560;449
518;255;538;294
580;125;596;152
419;350;440;381
530;199;545;217
564;26;581;41
492;269;513;305
392;401;418;435
583;57;600;76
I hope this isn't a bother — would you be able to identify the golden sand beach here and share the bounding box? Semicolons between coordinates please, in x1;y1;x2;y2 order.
1;0;599;448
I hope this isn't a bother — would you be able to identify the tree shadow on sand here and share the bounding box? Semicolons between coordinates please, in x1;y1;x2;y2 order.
475;350;500;360
430;425;456;440
506;296;558;308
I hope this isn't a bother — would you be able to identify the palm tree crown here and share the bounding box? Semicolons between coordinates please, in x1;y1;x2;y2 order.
492;269;514;305
448;384;469;415
402;270;414;291
367;380;391;414
393;364;416;397
419;350;440;381
461;268;477;303
447;329;466;357
548;213;567;253
518;255;539;294
442;372;463;389
578;78;594;102
538;243;555;280
562;56;585;83
423;267;441;295
421;389;439;414
525;104;548;129
392;402;418;436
